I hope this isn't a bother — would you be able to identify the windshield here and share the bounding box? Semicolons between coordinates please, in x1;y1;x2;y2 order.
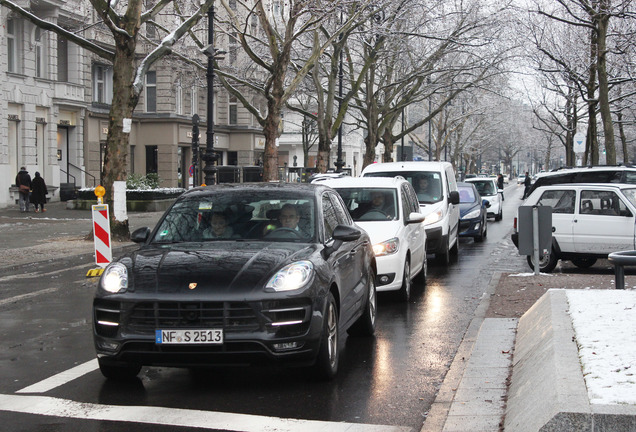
470;180;496;196
364;171;442;204
152;191;316;243
333;187;398;221
458;186;477;203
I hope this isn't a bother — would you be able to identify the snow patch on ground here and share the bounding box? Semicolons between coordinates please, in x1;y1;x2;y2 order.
567;290;636;405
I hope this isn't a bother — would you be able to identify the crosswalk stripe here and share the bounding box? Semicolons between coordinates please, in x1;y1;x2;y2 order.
0;394;412;432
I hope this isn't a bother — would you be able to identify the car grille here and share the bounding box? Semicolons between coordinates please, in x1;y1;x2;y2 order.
128;301;260;333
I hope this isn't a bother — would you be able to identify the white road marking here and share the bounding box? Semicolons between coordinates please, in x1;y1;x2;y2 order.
0;288;59;306
0;263;92;282
17;359;99;394
0;393;412;432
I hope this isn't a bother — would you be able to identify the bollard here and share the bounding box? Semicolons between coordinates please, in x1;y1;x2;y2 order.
607;250;636;289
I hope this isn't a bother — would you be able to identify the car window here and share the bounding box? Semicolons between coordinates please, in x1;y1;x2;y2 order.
328;192;352;225
537;189;575;214
153;192;316;243
331;187;398;221
577;171;622;183
579;190;632;217
364;170;443;204
622;188;636;208
458;186;477;203
322;194;339;241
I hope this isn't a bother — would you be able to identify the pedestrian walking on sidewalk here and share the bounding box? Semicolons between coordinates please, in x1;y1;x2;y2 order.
522;172;531;200
497;174;505;201
15;167;32;213
30;172;48;213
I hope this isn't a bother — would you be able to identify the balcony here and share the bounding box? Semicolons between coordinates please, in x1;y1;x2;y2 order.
55;82;85;103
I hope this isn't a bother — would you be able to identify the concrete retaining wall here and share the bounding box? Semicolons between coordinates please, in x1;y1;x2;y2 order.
504;289;636;431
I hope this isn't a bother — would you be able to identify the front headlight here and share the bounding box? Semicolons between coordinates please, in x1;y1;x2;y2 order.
463;209;481;220
373;238;399;256
266;261;314;292
424;209;443;226
100;262;128;293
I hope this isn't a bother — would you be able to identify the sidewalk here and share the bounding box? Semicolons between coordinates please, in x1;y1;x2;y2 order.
0;200;163;268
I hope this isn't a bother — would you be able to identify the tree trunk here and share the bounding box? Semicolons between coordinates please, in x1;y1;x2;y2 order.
262;112;280;182
585;28;599;165
596;12;615;164
102;33;139;241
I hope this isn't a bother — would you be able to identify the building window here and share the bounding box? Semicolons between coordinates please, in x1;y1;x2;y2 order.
92;64;113;104
57;37;68;82
229;95;237;125
145;145;158;174
146;71;157;112
34;27;46;78
7;18;21;73
129;145;135;174
175;81;183;115
190;86;198;116
229;32;238;65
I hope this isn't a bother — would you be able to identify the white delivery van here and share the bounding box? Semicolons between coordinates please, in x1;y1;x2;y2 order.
361;161;460;265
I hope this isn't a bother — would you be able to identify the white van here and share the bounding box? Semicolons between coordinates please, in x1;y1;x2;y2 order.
361;161;460;265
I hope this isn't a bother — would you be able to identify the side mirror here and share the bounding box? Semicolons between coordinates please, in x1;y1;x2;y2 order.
449;190;460;205
332;224;362;242
131;227;151;243
323;224;362;258
407;212;426;224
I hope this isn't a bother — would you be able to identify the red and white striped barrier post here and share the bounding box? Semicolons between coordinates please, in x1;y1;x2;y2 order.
92;185;112;268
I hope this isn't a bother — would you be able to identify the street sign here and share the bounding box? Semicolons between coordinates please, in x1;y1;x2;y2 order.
573;132;586;153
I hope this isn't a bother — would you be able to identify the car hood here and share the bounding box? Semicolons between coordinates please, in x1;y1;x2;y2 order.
459;202;480;218
418;201;445;216
123;242;318;294
354;221;401;244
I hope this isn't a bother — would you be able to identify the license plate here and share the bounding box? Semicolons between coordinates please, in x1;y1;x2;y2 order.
155;329;223;345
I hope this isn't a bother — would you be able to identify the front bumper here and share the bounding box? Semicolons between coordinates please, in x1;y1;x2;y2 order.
425;226;445;255
459;218;482;237
93;295;326;367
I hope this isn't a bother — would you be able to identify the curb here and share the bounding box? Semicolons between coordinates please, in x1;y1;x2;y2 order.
420;272;505;432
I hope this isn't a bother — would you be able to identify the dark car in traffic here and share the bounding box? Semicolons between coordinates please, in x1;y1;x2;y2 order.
93;183;377;380
457;182;489;242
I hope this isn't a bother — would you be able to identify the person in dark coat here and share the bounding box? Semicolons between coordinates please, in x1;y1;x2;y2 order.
497;174;505;201
30;172;48;213
522;172;532;199
15;167;32;213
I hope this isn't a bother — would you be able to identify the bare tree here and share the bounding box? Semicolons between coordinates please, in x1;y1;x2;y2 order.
1;0;215;238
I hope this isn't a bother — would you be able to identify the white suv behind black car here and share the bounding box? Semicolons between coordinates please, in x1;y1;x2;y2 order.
512;183;636;272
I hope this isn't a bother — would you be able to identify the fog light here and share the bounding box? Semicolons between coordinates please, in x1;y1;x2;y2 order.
379;275;390;284
97;340;120;351
272;342;300;352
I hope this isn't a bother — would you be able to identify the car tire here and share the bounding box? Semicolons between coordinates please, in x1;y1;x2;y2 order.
415;254;427;284
349;273;377;336
572;257;597;269
495;208;503;221
398;259;411;302
437;242;450;266
98;358;141;380
474;218;487;242
527;249;558;273
449;237;459;261
314;292;339;380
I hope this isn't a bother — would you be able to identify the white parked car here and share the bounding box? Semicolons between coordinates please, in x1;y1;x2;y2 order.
511;183;636;272
321;176;426;301
465;177;503;221
360;161;460;265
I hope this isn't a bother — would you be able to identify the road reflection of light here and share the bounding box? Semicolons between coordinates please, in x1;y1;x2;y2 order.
423;282;446;325
371;335;392;398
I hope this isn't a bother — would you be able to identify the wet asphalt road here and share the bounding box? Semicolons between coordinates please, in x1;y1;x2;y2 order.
0;183;528;431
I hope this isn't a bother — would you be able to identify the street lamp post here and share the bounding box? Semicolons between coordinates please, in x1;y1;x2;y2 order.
400;108;405;161
334;12;345;173
202;6;218;186
428;96;432;161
